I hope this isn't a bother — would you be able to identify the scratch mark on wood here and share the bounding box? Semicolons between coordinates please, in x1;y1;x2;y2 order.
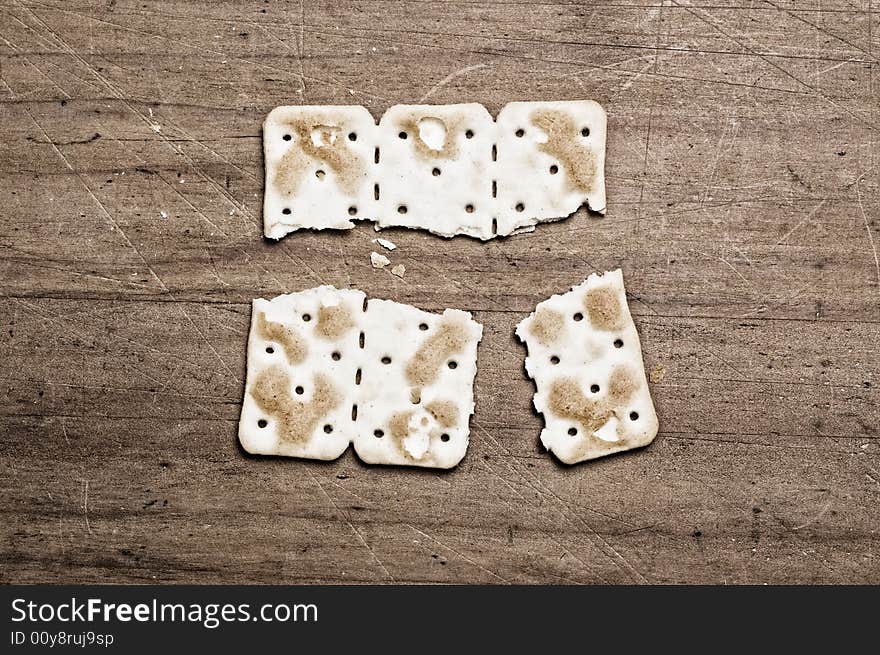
792;498;833;531
759;0;878;62
307;470;395;582
535;527;603;583
419;63;489;102
178;305;241;385
472;422;645;583
855;180;879;297
669;0;879;131
22;108;169;294
14;1;263;231
717;255;750;285
80;478;92;535
773;199;828;246
406;523;510;584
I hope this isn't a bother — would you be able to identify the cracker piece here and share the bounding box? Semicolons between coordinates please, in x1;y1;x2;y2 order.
375;103;495;239
263;101;606;240
515;269;658;464
494;100;607;235
352;301;482;469
239;287;482;468
239;286;364;460
263;105;378;239
373;237;397;251
370;252;390;268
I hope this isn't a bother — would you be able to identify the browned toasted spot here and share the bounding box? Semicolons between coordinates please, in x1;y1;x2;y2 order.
547;365;640;455
273;145;311;199
548;377;613;437
386;410;440;463
528;307;565;346
388;410;415;443
398;113;467;162
273;118;365;196
256;312;307;364
425;400;459;428
250;366;341;445
389;410;423;461
316;303;355;341
530;109;597;195
250;364;291;414
405;318;473;388
584;285;624;331
608;365;639;402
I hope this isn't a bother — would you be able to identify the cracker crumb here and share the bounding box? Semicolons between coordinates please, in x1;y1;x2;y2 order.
391;264;405;278
649;365;666;384
372;237;397;251
370;252;390;268
159;211;168;219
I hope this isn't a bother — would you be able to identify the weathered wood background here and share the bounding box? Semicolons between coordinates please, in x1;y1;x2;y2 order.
1;0;877;584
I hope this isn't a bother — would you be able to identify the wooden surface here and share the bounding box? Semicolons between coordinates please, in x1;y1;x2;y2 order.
1;0;878;585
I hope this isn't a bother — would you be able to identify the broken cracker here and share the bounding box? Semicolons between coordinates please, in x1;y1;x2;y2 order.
375;103;495;239
239;286;363;460
515;269;658;464
263;101;606;240
239;287;482;469
495;100;606;235
263;105;378;239
353;301;482;469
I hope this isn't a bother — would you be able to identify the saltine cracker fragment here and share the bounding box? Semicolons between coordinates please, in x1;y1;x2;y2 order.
263;101;606;240
515;270;658;464
375;103;495;239
263;106;378;239
239;286;364;460
494;100;606;235
239;286;482;469
354;301;482;469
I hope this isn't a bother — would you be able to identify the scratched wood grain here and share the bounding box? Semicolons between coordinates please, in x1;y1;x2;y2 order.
1;0;878;584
